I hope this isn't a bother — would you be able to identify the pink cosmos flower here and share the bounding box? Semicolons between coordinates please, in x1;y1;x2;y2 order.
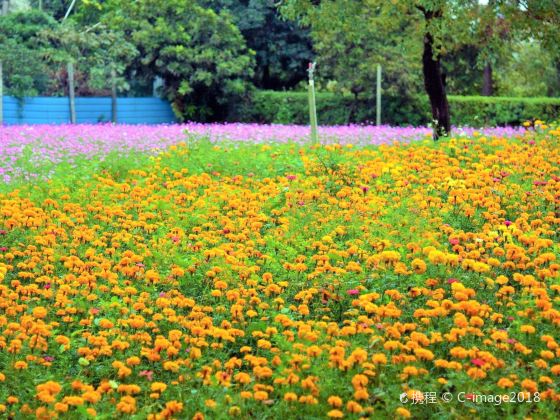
347;289;360;296
139;370;154;381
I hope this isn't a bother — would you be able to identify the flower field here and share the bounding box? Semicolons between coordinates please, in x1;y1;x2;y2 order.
0;123;559;419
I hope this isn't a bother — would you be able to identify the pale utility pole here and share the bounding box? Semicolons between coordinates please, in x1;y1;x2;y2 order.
376;64;382;126
308;62;318;144
67;62;76;123
111;67;117;123
0;60;4;125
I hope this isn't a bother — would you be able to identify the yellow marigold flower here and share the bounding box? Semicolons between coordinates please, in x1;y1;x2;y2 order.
98;319;114;329
205;399;217;408
234;372;251;385
62;396;84;406
327;396;343;408
551;365;560;375
521;379;537;393
396;407;411;418
32;306;48;319
254;391;268;401
284;392;298;402
351;374;368;389
228;406;241;416
520;325;536;334
126;356;141;366
354;388;369;400
36;381;62;395
346;400;363;413
116;396;136;414
82;391;101;404
414;348;434;361
151;382;167;393
497;378;514;388
14;361;28;370
54;403;68;413
327;409;344;418
411;258;427;274
372;353;387;364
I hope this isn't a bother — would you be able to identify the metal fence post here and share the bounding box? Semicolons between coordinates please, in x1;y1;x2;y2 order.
67;62;76;124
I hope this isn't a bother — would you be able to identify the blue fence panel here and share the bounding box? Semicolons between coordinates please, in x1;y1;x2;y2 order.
1;96;177;125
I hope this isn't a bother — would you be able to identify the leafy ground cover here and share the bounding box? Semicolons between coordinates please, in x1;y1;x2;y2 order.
0;123;559;419
0;124;524;184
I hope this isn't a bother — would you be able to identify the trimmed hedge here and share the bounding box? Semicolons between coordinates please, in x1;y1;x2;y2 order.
232;90;560;127
448;96;560;126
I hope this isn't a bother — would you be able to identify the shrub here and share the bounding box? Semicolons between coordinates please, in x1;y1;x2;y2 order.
233;90;560;127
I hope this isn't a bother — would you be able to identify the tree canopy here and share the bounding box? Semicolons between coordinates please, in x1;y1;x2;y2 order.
1;0;559;125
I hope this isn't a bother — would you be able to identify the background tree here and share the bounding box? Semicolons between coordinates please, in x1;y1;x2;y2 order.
29;0;76;19
41;22;136;93
292;0;423;122
201;0;314;90
280;0;560;137
495;40;560;96
0;9;55;98
100;0;255;122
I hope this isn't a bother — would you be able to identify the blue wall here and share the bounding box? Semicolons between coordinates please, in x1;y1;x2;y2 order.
1;96;177;124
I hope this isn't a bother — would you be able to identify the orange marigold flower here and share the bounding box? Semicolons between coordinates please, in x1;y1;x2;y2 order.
14;361;28;370
327;396;343;408
396;407;411;418
497;378;514;388
33;306;48;319
151;382;167;393
284;392;298;402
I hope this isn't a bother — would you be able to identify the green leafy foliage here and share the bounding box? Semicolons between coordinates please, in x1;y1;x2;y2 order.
40;21;138;95
494;40;560;97
234;90;560;127
202;0;314;90
0;10;56;98
102;0;255;122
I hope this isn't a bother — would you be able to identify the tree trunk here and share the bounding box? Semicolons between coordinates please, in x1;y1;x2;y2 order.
422;31;450;140
482;63;493;96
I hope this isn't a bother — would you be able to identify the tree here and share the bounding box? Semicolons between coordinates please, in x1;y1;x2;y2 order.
28;0;76;20
99;0;255;122
290;0;423;120
0;9;55;97
41;21;137;94
280;0;560;138
202;0;314;90
494;40;560;96
280;0;478;138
